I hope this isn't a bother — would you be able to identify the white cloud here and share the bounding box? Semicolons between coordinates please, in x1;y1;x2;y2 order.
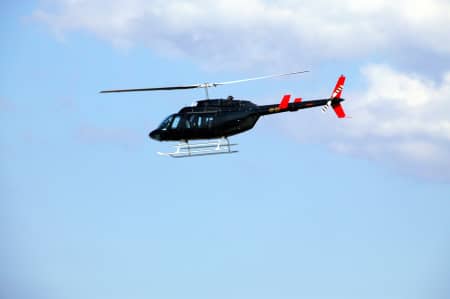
281;64;450;181
32;0;450;69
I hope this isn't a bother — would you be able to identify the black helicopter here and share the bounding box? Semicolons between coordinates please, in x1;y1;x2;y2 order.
101;71;347;157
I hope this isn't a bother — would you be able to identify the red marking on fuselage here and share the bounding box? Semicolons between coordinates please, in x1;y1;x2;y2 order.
278;94;291;109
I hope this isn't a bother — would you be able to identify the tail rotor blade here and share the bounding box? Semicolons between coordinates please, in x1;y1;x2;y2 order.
100;70;309;94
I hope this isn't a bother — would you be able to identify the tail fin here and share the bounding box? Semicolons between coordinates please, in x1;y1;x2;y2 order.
331;75;346;98
331;75;346;118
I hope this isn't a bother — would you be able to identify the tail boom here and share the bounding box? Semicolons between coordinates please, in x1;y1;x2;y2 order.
258;98;343;115
258;75;347;117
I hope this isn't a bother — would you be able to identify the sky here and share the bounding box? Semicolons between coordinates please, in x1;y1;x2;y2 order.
1;1;450;299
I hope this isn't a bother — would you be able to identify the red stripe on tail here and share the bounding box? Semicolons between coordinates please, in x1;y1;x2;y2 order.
294;97;302;103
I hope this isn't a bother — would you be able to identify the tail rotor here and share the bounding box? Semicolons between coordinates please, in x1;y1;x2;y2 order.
322;75;347;118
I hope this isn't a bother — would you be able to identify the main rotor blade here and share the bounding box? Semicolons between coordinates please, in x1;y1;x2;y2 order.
214;70;309;86
99;70;309;93
100;84;202;93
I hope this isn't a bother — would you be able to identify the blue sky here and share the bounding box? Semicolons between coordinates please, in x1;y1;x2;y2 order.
2;1;450;299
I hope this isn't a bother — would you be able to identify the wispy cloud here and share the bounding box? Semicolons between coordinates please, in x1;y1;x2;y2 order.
32;0;450;69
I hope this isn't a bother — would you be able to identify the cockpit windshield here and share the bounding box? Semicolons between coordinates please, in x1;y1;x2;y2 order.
158;114;175;130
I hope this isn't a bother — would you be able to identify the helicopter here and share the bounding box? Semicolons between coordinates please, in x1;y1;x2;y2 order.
100;71;347;157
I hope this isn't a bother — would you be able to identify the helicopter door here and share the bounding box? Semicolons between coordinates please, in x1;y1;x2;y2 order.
179;115;192;136
200;113;216;138
185;113;216;138
165;115;182;139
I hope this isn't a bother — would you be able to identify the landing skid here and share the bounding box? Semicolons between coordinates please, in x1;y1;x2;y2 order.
157;137;238;158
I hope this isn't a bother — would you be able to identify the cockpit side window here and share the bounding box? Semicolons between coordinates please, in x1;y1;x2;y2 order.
171;115;181;129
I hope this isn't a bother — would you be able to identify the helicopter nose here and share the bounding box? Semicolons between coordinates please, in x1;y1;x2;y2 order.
149;129;161;141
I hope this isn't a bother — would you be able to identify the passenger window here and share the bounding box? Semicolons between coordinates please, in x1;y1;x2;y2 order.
171;116;181;129
205;116;214;128
184;117;191;129
197;116;203;128
189;115;197;128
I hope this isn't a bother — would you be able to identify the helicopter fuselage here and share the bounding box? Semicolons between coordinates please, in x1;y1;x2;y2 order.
149;97;342;141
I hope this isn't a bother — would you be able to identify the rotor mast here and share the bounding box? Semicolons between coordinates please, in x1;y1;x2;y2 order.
204;83;210;99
